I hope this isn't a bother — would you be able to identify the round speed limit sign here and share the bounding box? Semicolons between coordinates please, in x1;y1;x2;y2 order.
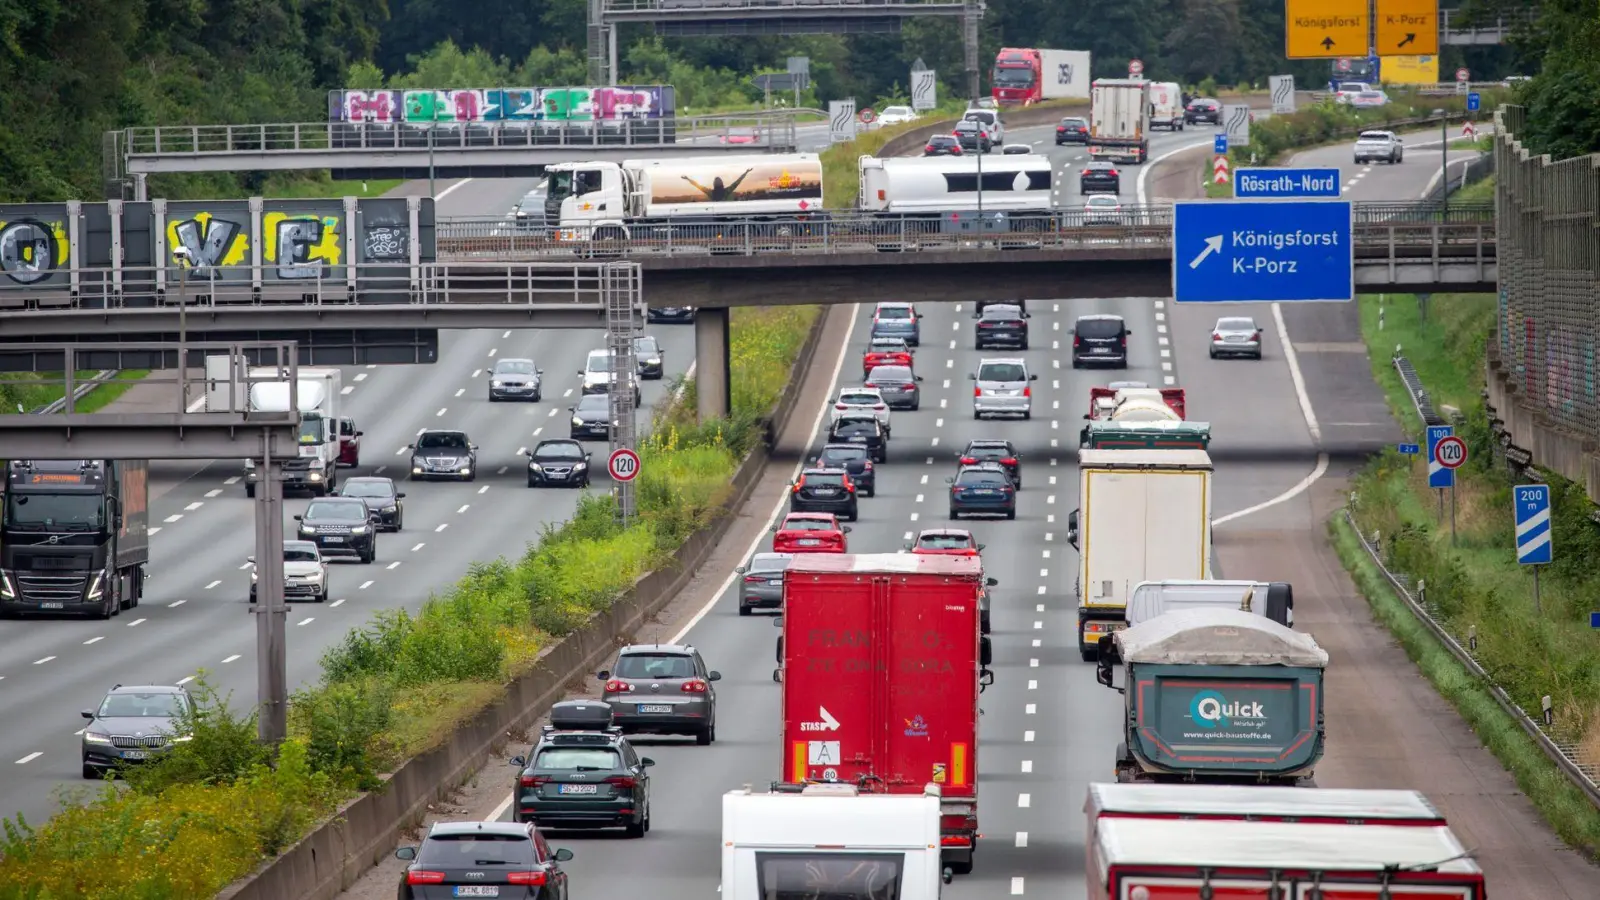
1435;435;1467;469
859;107;876;124
607;448;641;482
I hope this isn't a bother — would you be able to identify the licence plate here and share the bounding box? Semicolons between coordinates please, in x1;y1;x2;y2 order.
558;783;598;795
1092;347;1110;354
455;887;500;897
849;436;866;442
40;602;63;609
814;488;837;495
797;538;822;546
975;489;997;495
768;579;783;585
638;704;673;714
122;750;148;760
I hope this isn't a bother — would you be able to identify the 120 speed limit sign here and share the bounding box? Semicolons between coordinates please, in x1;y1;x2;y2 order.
608;448;641;482
1434;435;1467;469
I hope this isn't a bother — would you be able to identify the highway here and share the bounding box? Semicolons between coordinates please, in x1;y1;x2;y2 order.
0;175;697;827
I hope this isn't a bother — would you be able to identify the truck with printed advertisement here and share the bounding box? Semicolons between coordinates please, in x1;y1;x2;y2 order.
1066;449;1212;660
722;782;952;899
240;366;342;497
991;49;1092;106
1089;816;1486;900
1094;608;1327;785
1089;78;1151;164
774;553;994;875
545;154;826;245
0;460;149;618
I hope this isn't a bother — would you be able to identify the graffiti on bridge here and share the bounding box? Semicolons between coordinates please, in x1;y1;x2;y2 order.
264;212;342;279
167;212;247;279
166;211;342;280
0;218;68;286
329;86;673;124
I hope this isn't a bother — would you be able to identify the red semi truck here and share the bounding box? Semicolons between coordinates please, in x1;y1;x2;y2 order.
774;553;994;875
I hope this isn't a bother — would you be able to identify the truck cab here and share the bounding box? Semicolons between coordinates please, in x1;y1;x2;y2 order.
546;162;628;241
0;460;148;618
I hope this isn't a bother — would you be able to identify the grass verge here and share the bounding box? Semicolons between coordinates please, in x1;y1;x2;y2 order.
150;173;406;201
0;371;151;415
0;305;820;897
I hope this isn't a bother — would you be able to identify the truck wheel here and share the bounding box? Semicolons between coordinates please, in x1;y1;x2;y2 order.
1081;647;1097;663
980;608;991;634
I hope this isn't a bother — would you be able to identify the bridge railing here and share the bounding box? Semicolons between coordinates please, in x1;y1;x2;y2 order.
431;202;1496;258
116;113;801;157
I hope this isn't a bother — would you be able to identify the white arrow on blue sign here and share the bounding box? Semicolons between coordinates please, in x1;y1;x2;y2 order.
1214;134;1228;154
1514;483;1552;565
1426;425;1454;489
1171;201;1354;303
1233;168;1341;199
1467;92;1481;112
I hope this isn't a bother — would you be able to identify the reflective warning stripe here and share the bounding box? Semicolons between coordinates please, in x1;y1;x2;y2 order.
791;742;807;782
951;743;968;786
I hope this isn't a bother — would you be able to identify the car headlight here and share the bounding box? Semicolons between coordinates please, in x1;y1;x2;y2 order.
300;525;315;535
84;732;111;745
573;461;587;469
412;467;423;474
351;526;368;534
86;572;104;600
572;417;584;426
381;505;397;513
172;735;193;743
646;357;661;365
492;380;506;387
530;463;543;472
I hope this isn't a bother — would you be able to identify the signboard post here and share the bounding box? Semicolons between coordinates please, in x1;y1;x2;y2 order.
1222;104;1252;147
1285;0;1369;59
1374;0;1439;56
910;68;938;111
1514;483;1552;614
1269;75;1297;114
1172;200;1353;303
786;57;810;109
1429;429;1466;543
608;447;641;483
828;99;858;144
1456;67;1470;94
1233;168;1342;199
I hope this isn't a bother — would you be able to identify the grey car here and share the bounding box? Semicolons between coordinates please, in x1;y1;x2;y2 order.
409;430;478;481
597;644;722;744
1210;315;1263;359
871;302;922;346
487;358;543;401
569;393;615;441
971;357;1037;419
81;684;195;778
736;552;793;615
634;335;666;380
864;363;923;411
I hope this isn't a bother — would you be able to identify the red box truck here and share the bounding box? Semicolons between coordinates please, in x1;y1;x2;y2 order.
774;553;994;875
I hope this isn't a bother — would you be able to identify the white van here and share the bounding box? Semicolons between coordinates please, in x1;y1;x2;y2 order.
961;108;1005;144
1148;81;1185;130
580;349;642;403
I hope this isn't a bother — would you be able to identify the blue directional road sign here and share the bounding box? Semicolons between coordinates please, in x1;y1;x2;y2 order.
1514;483;1552;566
1467;91;1481;112
1214;134;1228;154
1172;201;1354;304
1233;168;1341;199
1426;425;1454;489
1397;442;1420;455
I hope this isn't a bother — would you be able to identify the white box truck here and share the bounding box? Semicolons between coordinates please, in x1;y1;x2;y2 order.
242;366;341;497
858;155;1055;214
1066;448;1213;660
1148;81;1185;130
1089;78;1152;164
722;782;950;900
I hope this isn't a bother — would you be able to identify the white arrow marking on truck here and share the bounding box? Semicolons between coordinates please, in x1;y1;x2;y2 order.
1189;235;1223;269
819;706;840;730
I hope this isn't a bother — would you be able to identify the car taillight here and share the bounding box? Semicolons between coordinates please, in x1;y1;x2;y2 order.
507;871;549;886
1254;330;1263;339
682;679;709;693
863;461;873;469
960;456;977;465
1212;332;1223;341
1022;387;1031;397
835;403;847;410
1121;334;1128;346
926;144;937;152
845;482;856;493
605;679;633;693
1073;335;1081;347
744;574;764;583
974;387;982;397
1108;169;1119;177
874;404;887;411
520;773;550;787
604;775;638;789
1001;457;1017;465
407;871;447;885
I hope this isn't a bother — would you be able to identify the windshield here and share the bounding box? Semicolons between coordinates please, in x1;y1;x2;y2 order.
494;360;537;376
1087;196;1118;207
977;363;1026;382
420;835;537;867
756;851;903;900
958;470;1008;485
992;67;1034;87
1339;82;1367;92
585;352;611;373
535;443;585;460
919;533;972;549
635;337;659;354
876;305;913;320
534;747;620;771
1062;118;1086;127
964;110;996;125
547;169;573;202
803;472;846;487
835;419;877;434
869;339;906;351
3;493;105;530
1218;318;1256;331
305;501;366;521
981;306;1022;320
298;417;324;445
1076;318;1124;338
783;517;834;531
967;445;1008;459
283;546;319;562
1358;131;1390;141
577;395;610;414
98;692;187;718
820;447;868;464
749;554;792;574
340;481;392;498
868;367;913;383
839;392;879;405
883;107;910;116
614;654;695;678
416;433;468;450
929;136;957;146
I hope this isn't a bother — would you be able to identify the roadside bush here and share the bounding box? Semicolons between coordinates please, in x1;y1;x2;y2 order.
119;678;272;796
289;677;397;790
1239;90;1510;165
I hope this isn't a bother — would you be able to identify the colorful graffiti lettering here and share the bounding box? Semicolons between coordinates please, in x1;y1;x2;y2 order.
331;87;668;124
0;218;68;286
263;213;342;280
167;212;248;278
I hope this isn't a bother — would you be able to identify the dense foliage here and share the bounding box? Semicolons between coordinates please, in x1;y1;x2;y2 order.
1479;0;1600;157
1;0;1528;203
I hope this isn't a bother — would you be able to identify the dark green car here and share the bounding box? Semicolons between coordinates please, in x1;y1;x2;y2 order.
510;701;654;837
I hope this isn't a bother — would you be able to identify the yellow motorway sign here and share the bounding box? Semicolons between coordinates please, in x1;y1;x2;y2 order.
1375;0;1438;56
1285;0;1368;59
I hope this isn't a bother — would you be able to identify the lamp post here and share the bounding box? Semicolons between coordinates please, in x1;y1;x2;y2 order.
171;245;193;407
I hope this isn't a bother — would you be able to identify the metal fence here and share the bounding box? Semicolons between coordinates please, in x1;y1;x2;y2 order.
1493;105;1600;443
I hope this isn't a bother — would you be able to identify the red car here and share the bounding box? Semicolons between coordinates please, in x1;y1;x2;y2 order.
771;512;851;554
862;336;914;378
337;416;363;467
906;528;984;557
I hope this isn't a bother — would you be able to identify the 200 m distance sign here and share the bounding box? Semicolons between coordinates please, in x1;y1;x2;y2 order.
608;448;641;482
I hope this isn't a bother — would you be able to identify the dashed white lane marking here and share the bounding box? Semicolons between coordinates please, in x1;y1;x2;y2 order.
355;373;369;382
1024;731;1035;743
169;600;185;608
1018;793;1031;808
547;408;559;417
914;494;924;503
1032;638;1042;647
1041;549;1050;559
1029;658;1038;667
478;485;490;494
435;524;448;532
176;675;194;685
163;514;183;523
1027;679;1037;690
1021;759;1033;773
222;654;240;664
1025;703;1036;714
454;388;465;397
435;407;448;417
1015;832;1029;848
205;580;221;590
341;386;355;395
297;617;315;626
410;543;426;552
1033;621;1043;630
488;348;498;357
1011;877;1025;896
919;474;928;485
360;580;373;589
149;527;162;535
127;618;146;627
1036;585;1046;595
238;563;251;570
83;636;103;645
934;417;943;428
387;562;401;570
204;489;222;498
457;504;470;514
395;446;408;455
15;753;41;765
1039;568;1047;577
331;598;346;608
563;388;574;397
33;656;53;665
909;512;920;522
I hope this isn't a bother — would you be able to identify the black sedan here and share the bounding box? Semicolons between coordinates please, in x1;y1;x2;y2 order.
648;305;694;323
294;497;378;563
1079;161;1121;195
813;443;876;497
525;440;592;488
1185;98;1222;125
974;303;1030;350
790;467;860;521
1056;116;1089;144
634;335;665;380
958;439;1023;488
947;463;1017;521
827;414;887;464
336;476;404;531
395;821;574;899
924;134;964;156
569;393;614;441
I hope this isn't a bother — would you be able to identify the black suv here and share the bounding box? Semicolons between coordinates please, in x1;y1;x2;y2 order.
1056;116;1089;144
958;439;1023;488
827;414;887;463
813;443;876;497
1070;314;1131;369
974;303;1030;350
1079;161;1120;194
294;497;378;563
524;440;592;488
337;476;404;531
790;467;860;520
395;820;574;899
509;700;654;836
409;430;478;482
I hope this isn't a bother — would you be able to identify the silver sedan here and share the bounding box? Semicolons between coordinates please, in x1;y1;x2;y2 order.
1210;316;1263;359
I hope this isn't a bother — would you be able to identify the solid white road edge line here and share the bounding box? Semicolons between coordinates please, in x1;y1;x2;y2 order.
434;179;473;202
489;303;861;823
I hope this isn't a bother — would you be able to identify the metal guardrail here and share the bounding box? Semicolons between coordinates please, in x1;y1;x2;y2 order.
431;202;1496;259
1393;352;1446;425
30;370;118;414
1344;509;1600;810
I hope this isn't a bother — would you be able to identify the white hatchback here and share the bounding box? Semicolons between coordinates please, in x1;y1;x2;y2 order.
832;387;892;435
